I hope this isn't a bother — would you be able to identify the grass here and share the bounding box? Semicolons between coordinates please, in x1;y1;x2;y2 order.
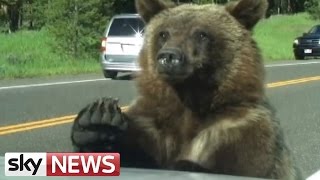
0;13;319;79
253;13;319;61
0;30;100;80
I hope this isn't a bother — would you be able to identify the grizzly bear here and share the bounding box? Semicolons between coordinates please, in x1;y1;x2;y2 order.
71;0;302;179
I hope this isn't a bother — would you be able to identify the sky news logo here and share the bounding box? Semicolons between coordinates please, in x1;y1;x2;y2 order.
4;152;120;176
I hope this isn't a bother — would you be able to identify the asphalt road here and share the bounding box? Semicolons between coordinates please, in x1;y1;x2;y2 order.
0;60;320;179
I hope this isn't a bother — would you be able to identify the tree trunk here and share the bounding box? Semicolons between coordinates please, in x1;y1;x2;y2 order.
3;0;23;33
8;5;19;32
73;0;80;58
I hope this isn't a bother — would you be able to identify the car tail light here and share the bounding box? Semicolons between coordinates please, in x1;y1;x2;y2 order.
101;37;107;52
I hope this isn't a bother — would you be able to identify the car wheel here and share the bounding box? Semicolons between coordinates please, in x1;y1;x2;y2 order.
103;70;118;79
295;54;305;60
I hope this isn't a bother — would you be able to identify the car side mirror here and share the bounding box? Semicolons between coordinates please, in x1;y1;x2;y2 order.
303;32;307;36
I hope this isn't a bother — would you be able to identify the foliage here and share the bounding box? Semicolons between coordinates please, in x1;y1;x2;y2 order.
305;0;320;20
45;0;113;58
0;0;320;79
1;13;317;79
253;13;319;61
22;0;49;30
0;30;99;79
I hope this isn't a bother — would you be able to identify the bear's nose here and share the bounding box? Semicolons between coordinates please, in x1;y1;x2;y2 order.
157;48;184;68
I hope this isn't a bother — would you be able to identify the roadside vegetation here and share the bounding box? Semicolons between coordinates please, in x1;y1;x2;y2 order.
0;30;99;79
254;13;319;61
0;0;319;79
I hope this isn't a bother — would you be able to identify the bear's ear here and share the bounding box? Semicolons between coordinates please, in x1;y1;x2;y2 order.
135;0;176;23
225;0;268;30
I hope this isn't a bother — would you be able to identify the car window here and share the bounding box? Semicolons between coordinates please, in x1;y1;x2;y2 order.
108;18;145;37
308;26;320;34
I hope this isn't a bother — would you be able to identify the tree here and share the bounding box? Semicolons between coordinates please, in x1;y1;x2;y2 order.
23;0;50;30
0;0;23;32
111;0;136;14
0;3;8;32
46;0;114;58
267;0;306;15
305;0;320;20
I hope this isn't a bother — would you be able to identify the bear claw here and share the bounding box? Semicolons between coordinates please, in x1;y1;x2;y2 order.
71;97;127;152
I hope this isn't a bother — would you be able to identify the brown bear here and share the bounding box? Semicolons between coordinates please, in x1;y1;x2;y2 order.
71;0;302;179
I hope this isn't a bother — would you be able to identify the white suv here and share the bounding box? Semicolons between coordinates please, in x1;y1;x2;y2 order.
100;14;145;79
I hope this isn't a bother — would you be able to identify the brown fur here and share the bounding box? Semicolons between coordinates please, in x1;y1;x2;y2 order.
119;0;302;179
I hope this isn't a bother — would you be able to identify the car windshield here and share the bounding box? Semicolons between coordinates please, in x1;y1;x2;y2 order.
308;26;320;34
108;17;145;37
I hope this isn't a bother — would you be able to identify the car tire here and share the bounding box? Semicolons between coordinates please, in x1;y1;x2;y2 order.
103;70;118;79
295;54;305;60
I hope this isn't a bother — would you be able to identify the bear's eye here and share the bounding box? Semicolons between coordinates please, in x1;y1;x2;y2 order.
159;31;169;41
199;32;209;41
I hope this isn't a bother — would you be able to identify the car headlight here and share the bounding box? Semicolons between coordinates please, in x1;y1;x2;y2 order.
293;39;299;45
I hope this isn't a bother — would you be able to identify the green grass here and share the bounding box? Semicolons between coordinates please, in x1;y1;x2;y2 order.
0;30;100;80
253;13;319;61
0;13;319;79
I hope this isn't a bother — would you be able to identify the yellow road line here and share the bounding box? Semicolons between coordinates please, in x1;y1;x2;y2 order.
0;115;76;131
267;76;320;88
0;76;320;136
0;119;74;136
0;106;129;132
0;106;129;136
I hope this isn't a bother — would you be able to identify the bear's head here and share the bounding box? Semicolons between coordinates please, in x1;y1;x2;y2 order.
135;0;268;87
